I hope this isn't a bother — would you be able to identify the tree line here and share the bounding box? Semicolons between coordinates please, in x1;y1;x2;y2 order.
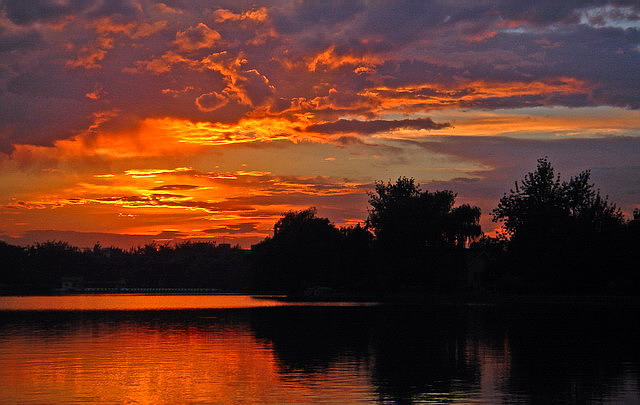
0;240;251;294
1;157;638;295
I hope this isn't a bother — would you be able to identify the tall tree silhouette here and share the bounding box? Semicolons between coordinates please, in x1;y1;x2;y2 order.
367;177;481;290
252;208;343;292
368;178;481;249
493;158;622;240
339;223;375;291
492;157;625;292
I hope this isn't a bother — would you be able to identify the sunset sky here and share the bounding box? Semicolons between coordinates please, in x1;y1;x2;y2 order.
1;0;639;248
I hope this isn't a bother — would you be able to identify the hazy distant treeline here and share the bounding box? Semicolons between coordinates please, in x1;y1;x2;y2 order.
0;241;251;294
1;158;638;295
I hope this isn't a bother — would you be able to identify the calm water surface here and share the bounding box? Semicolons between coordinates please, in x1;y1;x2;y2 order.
1;295;639;404
0;294;328;311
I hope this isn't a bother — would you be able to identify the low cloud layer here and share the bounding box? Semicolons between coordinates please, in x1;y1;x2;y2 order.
306;118;451;134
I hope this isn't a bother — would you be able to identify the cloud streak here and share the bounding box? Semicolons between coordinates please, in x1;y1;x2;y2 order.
306;118;451;134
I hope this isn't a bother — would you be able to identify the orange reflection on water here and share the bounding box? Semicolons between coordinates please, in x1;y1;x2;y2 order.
0;325;365;404
0;294;290;311
0;319;375;404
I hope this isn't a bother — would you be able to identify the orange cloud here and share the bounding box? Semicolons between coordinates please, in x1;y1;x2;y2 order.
468;77;590;98
441;108;640;137
66;36;114;69
200;52;275;106
4;113;323;170
124;50;198;74
367;77;591;112
174;23;221;51
85;84;107;100
1;162;369;247
124;168;194;178
463;30;498;42
195;91;229;112
213;8;269;23
65;17;168;70
156;116;303;146
306;45;381;72
8;118;206;164
91;17;168;39
161;86;195;97
152;3;184;14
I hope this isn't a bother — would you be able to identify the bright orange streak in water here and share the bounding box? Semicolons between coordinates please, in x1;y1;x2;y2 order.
0;294;289;311
0;316;375;404
0;295;377;311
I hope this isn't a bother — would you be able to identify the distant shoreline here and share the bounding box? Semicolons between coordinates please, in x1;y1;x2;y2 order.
276;293;640;306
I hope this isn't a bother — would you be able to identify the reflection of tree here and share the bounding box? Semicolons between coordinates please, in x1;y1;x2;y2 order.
498;304;640;404
249;307;373;374
249;304;640;404
368;305;481;404
3;303;640;404
249;305;483;403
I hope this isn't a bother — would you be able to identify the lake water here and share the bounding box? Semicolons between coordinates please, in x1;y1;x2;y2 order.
1;295;639;404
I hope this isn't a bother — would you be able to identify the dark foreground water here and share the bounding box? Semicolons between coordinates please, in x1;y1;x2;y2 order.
1;296;640;404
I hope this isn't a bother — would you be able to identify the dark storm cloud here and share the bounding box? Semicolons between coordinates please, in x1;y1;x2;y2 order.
496;0;640;25
458;25;640;108
85;0;142;22
306;118;451;135
271;0;366;34
1;0;97;25
7;65;90;99
1;0;143;25
0;27;42;52
0;94;94;151
458;94;594;110
373;60;460;88
0;0;638;153
237;69;274;106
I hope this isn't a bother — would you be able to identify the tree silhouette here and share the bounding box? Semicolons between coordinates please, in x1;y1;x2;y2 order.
492;157;626;292
338;223;375;291
493;158;623;240
252;208;343;292
367;177;482;291
1;164;636;296
447;204;482;248
368;177;481;249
